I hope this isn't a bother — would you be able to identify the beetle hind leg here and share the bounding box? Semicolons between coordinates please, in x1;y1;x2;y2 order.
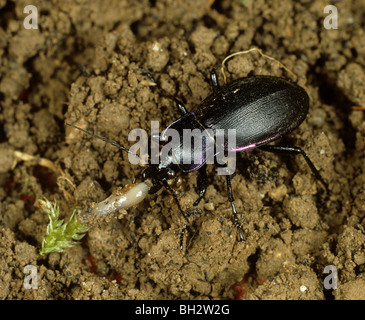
258;144;329;192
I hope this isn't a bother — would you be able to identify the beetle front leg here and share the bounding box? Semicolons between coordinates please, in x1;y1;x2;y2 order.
258;144;328;192
210;69;220;92
163;180;190;224
179;165;208;249
165;94;188;116
162;180;194;249
138;69;188;116
225;173;245;242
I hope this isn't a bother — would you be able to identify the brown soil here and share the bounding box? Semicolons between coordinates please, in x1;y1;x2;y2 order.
0;0;364;300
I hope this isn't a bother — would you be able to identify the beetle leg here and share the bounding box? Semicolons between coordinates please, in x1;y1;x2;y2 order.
163;93;188;116
162;180;195;249
163;180;190;224
225;173;245;242
258;144;329;192
210;69;220;92
193;164;208;206
138;69;189;116
179;224;187;250
179;207;192;250
132;173;141;184
181;162;208;249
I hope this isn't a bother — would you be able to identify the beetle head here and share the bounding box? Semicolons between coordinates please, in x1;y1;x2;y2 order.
66;123;181;189
140;162;178;192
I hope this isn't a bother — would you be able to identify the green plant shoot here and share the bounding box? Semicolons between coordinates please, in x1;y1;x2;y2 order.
39;198;89;255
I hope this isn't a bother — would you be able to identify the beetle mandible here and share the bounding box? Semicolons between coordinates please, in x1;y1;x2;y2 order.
68;67;328;249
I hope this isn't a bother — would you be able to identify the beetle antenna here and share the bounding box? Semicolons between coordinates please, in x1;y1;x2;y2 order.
66;123;141;160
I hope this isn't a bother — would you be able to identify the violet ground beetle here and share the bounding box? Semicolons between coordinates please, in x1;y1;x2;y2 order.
68;68;328;249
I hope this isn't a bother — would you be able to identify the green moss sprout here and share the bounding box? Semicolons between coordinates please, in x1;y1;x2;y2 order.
39;198;89;255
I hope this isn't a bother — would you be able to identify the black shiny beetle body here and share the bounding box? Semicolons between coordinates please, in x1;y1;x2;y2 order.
197;75;309;151
136;69;327;247
69;68;328;249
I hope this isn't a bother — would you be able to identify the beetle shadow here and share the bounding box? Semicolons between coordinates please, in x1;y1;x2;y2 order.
313;67;358;150
235;149;280;184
